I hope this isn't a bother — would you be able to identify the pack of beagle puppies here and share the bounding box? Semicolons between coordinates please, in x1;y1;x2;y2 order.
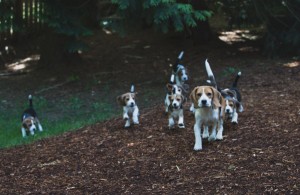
117;51;243;151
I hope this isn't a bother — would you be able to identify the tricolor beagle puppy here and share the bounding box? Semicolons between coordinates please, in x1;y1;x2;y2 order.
117;85;139;128
205;59;243;124
167;93;186;129
190;86;225;150
222;72;244;124
21;95;43;137
171;51;188;86
164;74;184;113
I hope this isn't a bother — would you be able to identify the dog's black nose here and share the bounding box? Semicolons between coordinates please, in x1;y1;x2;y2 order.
201;100;207;105
173;104;178;109
226;109;230;113
130;102;135;107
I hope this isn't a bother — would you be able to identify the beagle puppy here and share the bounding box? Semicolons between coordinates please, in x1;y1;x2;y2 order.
117;85;139;128
168;94;186;129
164;74;184;113
190;86;225;150
173;64;188;86
222;73;243;124
21;95;43;137
171;51;188;86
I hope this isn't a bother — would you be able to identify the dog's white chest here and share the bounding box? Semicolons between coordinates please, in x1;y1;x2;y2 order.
195;108;219;124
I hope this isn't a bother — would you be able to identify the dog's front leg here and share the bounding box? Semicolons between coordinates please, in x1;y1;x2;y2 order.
208;123;217;142
132;106;139;125
165;95;170;113
123;107;130;128
168;116;175;129
36;118;43;131
21;127;27;138
193;118;202;150
216;119;224;140
202;125;209;138
178;109;185;128
231;111;238;124
189;103;195;113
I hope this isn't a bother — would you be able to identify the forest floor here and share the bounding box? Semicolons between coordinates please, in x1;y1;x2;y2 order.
0;29;299;194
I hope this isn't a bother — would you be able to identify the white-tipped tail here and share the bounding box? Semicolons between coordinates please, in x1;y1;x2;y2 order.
205;59;214;78
178;51;184;60
170;74;175;83
238;71;242;76
130;85;135;93
28;94;32;100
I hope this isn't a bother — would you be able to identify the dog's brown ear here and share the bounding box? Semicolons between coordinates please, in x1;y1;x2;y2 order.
190;87;199;107
211;87;222;109
166;83;173;92
117;95;125;106
181;95;186;104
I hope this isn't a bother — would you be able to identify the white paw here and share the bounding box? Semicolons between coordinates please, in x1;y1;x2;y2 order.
231;119;238;124
216;133;223;140
133;121;139;125
194;144;202;151
124;120;130;128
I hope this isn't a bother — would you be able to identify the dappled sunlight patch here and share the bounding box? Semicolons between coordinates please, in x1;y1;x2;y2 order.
283;61;299;68
218;30;259;45
1;54;40;75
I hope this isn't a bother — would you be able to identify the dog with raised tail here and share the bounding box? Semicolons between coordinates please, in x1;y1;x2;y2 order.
117;85;139;128
164;74;184;113
172;51;188;86
205;59;243;124
21;95;43;137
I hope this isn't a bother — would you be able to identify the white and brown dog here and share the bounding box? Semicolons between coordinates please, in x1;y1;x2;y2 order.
222;72;244;124
205;59;243;124
21;95;43;137
190;86;225;150
117;85;139;128
167;93;186;129
172;51;188;86
164;74;184;113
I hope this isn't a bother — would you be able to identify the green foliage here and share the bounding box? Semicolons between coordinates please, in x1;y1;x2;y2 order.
109;0;212;33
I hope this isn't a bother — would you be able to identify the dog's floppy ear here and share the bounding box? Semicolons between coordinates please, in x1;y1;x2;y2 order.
190;87;199;108
211;87;222;109
166;83;173;93
181;95;186;104
117;95;126;106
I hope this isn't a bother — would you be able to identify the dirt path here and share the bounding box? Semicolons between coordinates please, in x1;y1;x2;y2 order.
0;30;299;194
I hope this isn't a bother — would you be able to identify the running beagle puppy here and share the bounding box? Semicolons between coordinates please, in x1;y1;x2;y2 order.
21;95;43;137
172;51;188;86
190;86;225;151
222;72;244;124
205;59;243;124
117;85;139;128
164;74;184;113
167;93;186;129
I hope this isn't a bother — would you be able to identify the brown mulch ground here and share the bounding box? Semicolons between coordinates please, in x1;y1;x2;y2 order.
0;30;300;194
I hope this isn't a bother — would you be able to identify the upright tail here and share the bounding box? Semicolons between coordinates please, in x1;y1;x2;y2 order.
205;59;218;89
232;72;241;88
28;94;33;108
130;84;135;93
173;51;184;72
169;74;175;84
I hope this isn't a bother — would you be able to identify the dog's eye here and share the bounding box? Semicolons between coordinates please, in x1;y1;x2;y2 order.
207;93;212;96
197;93;202;97
126;98;129;101
132;97;135;100
176;98;181;101
178;89;181;92
28;124;32;127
